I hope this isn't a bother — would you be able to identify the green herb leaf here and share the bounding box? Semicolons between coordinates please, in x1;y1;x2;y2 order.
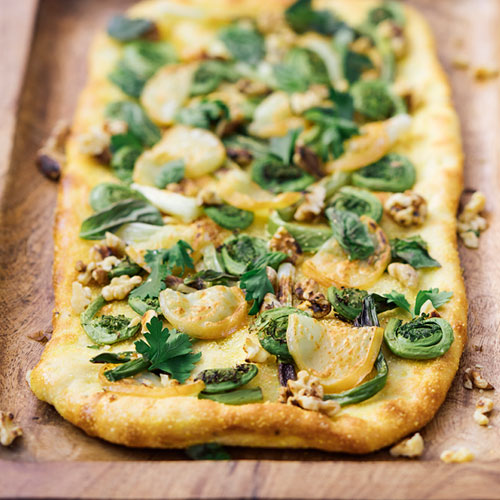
79;199;163;240
110;143;143;183
184;270;239;287
90;352;135;364
204;204;254;230
343;51;374;84
273;47;329;93
130;241;194;301
329;88;355;120
135;316;201;383
106;101;161;148
219;23;265;65
103;357;151;382
89;182;145;212
285;0;346;35
240;267;274;315
414;289;453;316
390;236;441;269
269;128;301;165
107;15;154;42
175;99;229;130
185;443;231;460
250;251;288;271
190;60;238;96
383;290;411;314
326;208;375;261
154;159;185;188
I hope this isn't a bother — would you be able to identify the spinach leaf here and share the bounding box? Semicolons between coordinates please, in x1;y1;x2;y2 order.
79;199;163;240
175;99;229;130
285;0;347;35
343;51;374;84
390;236;441;269
89;182;145;212
107;15;154;42
106;101;161;148
326;208;375;261
303;107;359;161
154;159;185;188
219;23;265;65
190;60;239;96
184;270;239;287
329;88;355;120
273;47;329;93
269;128;301;165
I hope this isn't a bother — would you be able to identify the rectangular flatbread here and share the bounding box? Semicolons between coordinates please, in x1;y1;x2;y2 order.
30;0;466;453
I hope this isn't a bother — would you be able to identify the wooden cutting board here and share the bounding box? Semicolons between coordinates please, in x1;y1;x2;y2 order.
1;0;500;498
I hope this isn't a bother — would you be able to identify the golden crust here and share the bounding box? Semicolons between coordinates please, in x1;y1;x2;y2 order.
30;0;467;453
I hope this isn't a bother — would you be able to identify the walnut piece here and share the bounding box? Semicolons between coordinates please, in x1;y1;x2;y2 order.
77;124;110;156
294;279;331;319
385;190;427;226
463;367;494;390
0;412;23;446
71;282;92;314
390;433;424;458
387;262;418;288
290;84;329;115
102;275;142;301
279;370;340;418
259;293;282;312
269;227;302;264
104;232;127;256
36;120;70;181
294;185;326;222
473;397;494;426
244;336;274;363
474;66;499;81
440;447;474;463
457;191;488;248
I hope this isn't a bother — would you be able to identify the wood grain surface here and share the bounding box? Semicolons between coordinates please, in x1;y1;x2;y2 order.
1;0;500;498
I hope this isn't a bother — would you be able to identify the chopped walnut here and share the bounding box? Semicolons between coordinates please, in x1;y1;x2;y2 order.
27;327;53;343
279;370;340;418
264;29;297;64
226;147;253;166
458;191;488;248
473;397;494;426
77;255;121;286
259;293;282;312
71;282;92;314
102;275;142;301
390;433;424;458
419;299;440;318
236;78;271;96
463;367;494;390
294;185;326;222
387;263;418;288
104;232;126;256
141;310;158;333
294;145;324;178
244;336;274;363
378;20;406;59
269;227;302;264
36;120;70;181
294;279;331;319
290;84;329;115
0;412;23;446
196;188;223;206
105;119;128;136
77;124;110;156
385;190;427;226
440;447;474;463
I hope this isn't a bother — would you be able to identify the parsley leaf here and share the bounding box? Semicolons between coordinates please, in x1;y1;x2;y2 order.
383;290;411;314
134;316;201;383
130;240;194;301
391;236;441;269
414;289;453;316
250;251;288;271
240;267;274;315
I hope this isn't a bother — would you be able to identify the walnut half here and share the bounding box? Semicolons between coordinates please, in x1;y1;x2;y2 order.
0;412;22;446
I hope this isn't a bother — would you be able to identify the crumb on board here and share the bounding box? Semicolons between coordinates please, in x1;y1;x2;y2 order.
463;367;494;391
0;412;23;447
474;397;494;426
452;57;469;70
474;66;499;81
389;433;424;458
440;447;474;463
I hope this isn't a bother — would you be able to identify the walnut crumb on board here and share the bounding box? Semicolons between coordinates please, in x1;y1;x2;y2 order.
36;120;70;181
457;191;488;248
0;412;23;446
463;367;494;390
474;66;499;81
390;433;424;458
440;447;474;463
474;397;494;426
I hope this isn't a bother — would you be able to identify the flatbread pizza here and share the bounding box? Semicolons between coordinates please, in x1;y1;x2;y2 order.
30;0;466;453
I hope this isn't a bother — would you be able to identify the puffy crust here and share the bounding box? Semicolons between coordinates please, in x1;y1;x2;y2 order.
30;0;467;453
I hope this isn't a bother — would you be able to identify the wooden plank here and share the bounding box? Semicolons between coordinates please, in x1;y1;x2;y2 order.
2;459;500;500
1;0;500;498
